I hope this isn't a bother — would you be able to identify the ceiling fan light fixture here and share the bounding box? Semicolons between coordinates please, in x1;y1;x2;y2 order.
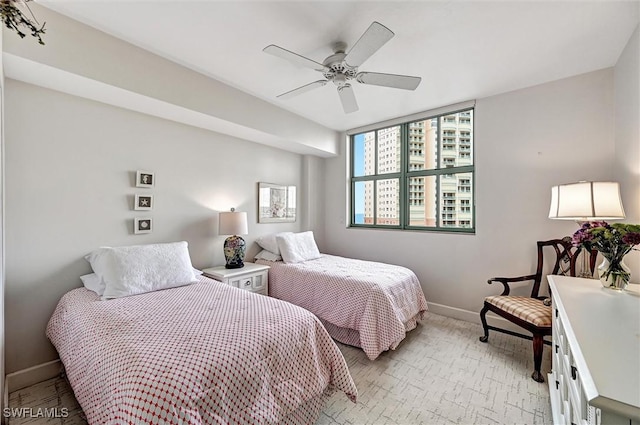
333;73;348;87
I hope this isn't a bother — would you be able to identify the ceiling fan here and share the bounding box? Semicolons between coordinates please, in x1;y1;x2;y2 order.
263;21;421;114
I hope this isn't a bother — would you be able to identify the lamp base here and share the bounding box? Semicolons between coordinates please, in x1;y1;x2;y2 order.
223;235;246;269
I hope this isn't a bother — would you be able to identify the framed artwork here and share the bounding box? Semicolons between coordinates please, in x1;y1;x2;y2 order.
136;170;155;188
134;217;153;234
134;194;153;211
258;182;296;223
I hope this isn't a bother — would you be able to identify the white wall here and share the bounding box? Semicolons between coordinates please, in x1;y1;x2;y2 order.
323;69;616;320
301;156;326;248
3;79;319;374
614;25;640;276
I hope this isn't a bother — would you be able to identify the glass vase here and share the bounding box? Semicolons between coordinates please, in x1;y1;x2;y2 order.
597;257;631;290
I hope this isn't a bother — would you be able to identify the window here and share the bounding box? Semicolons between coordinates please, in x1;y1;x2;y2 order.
350;108;474;232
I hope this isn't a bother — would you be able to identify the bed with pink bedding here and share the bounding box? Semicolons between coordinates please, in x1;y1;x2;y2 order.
46;275;357;424
255;254;428;360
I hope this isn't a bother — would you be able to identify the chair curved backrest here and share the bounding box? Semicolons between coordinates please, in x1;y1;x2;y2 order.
529;237;597;299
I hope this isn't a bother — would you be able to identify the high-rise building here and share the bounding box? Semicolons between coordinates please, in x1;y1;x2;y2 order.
437;111;473;228
363;126;401;225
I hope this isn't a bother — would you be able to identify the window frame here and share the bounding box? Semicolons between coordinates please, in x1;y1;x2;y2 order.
349;107;475;233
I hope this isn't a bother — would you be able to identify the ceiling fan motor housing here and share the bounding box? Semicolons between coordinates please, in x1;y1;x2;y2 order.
322;52;358;86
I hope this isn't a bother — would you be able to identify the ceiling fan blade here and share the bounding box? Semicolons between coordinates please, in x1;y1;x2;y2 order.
344;22;394;68
263;45;327;72
337;84;359;114
356;72;422;90
277;80;328;100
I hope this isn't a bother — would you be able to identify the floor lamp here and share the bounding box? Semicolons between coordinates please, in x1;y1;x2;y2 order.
548;181;625;278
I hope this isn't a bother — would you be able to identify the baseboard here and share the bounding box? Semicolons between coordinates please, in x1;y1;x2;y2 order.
5;359;62;393
426;301;526;335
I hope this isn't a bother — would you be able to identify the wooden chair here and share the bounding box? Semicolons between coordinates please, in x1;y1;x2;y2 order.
479;238;596;382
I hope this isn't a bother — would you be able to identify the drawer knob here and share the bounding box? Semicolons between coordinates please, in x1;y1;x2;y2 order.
555;344;559;354
571;365;577;380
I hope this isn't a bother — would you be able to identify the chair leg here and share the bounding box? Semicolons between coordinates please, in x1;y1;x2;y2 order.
531;334;545;383
479;305;490;343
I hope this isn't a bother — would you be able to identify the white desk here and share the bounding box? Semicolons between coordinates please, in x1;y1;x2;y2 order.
548;275;640;425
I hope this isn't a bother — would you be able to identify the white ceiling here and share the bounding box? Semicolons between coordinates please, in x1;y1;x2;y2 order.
39;1;639;132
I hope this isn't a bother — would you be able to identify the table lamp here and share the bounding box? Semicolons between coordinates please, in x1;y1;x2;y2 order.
219;208;249;269
548;181;625;277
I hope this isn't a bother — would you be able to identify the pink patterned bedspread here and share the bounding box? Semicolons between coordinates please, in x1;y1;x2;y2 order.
46;276;357;424
256;254;428;360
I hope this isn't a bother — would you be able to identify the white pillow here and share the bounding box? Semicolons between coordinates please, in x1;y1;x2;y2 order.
255;232;291;255
276;231;321;264
80;267;203;296
254;249;283;262
85;241;198;299
80;273;105;296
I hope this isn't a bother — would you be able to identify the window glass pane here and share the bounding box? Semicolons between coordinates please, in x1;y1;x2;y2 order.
353;181;374;224
408;119;437;171
408;175;437;227
353;131;375;177
440;111;474;168
376;126;401;174
376;179;399;226
439;172;473;228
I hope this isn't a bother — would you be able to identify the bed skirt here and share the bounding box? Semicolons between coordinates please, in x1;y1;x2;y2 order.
320;311;424;354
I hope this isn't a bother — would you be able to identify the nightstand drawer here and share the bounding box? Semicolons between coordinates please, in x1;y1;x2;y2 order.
233;277;254;290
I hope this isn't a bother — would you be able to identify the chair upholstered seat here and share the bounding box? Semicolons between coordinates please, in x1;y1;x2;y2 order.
484;296;551;327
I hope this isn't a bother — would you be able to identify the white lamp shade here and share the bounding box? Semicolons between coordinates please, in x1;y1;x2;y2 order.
219;211;248;235
548;181;625;220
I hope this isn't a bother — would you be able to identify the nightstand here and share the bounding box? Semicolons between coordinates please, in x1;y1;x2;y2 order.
202;262;269;296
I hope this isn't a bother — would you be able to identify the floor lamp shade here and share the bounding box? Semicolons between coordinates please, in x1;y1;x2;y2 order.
548;181;625;221
219;210;248;269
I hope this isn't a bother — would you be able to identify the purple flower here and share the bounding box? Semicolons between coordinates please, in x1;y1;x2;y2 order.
571;228;593;246
579;221;592;229
622;232;640;246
